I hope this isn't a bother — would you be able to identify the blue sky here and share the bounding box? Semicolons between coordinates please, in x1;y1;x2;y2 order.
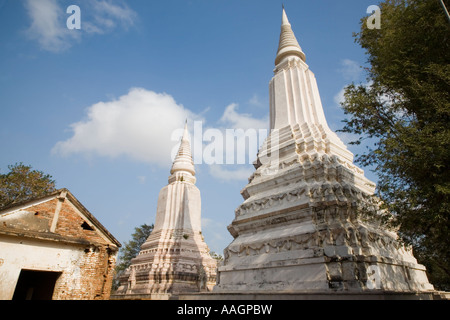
0;0;380;254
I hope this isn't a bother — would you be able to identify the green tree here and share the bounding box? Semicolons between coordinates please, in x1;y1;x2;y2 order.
210;251;224;262
339;0;450;290
112;224;154;290
0;163;56;209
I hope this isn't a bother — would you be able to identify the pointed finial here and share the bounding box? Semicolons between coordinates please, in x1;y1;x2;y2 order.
181;119;190;142
281;6;290;26
275;7;306;65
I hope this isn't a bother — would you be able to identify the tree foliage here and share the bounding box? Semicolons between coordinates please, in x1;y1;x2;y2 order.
112;223;154;291
340;0;450;290
0;163;56;210
115;224;154;274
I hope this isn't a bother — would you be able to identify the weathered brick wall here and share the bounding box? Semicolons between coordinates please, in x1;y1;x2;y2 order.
54;200;108;245
78;245;116;300
52;245;117;300
1;195;119;300
52;199;117;299
16;198;110;246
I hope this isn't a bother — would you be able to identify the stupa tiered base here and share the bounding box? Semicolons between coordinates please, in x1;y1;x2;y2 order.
114;228;216;298
214;130;433;294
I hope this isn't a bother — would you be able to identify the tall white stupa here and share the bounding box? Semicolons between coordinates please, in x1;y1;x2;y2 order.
115;122;217;299
214;8;433;295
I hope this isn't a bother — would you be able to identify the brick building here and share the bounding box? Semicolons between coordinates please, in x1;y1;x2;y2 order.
0;188;121;300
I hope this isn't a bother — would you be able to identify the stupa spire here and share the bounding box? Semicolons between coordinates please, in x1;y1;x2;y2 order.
275;7;306;65
170;121;195;177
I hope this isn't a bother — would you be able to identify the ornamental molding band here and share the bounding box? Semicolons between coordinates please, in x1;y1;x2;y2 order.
113;123;217;299
213;8;434;294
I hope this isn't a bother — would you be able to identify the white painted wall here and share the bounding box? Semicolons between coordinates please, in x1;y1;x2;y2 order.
0;235;84;300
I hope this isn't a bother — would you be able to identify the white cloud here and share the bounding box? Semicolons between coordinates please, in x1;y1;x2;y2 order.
52;88;201;166
208;164;253;182
206;103;268;182
53;92;269;182
201;217;230;253
338;59;362;81
24;0;137;52
335;131;359;146
334;87;346;107
84;0;137;34
248;94;263;107
219;103;269;131
137;176;147;184
334;59;366;108
24;0;79;53
334;80;378;108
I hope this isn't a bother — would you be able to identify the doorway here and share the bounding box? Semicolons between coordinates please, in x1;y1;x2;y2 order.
12;269;61;300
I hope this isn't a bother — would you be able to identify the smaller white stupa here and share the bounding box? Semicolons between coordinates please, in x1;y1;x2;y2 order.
115;122;217;299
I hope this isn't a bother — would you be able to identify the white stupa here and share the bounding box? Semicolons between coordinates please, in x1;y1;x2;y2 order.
115;122;217;299
214;8;433;295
